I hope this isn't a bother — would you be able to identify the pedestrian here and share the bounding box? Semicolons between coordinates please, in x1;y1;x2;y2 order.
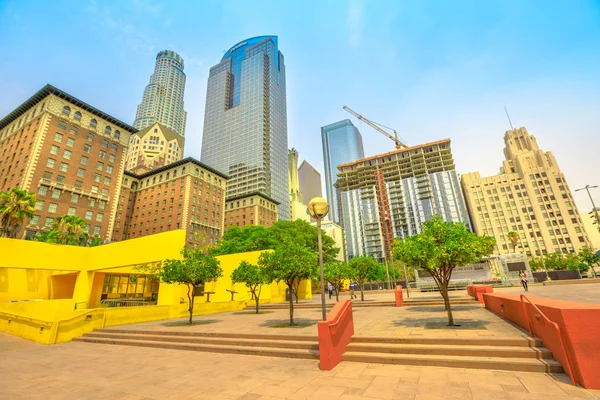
327;282;333;299
349;281;357;299
519;270;528;291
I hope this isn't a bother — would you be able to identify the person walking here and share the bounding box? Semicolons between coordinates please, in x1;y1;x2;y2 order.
519;270;529;291
349;281;357;299
327;282;333;299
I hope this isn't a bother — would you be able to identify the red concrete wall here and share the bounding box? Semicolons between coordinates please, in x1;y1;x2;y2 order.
467;285;493;303
484;293;600;389
318;299;354;371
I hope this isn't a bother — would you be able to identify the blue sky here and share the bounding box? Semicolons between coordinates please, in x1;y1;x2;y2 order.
1;0;599;212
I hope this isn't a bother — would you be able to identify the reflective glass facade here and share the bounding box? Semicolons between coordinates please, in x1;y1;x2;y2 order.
201;36;290;220
321;120;364;223
133;50;187;137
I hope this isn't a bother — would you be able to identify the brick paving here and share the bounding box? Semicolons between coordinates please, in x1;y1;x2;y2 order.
1;332;598;400
494;282;600;304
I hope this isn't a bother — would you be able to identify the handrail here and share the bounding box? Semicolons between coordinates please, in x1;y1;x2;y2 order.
50;309;106;344
520;295;575;386
0;311;53;327
325;300;352;335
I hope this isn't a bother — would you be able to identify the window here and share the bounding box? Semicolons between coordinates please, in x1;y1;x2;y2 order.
114;130;120;140
101;139;109;148
71;193;79;203
93;226;101;235
108;154;115;163
106;165;113;174
48;203;58;213
85;211;93;220
88;198;96;207
73;111;81;121
46;158;56;169
61;106;71;116
44;217;54;228
94;173;101;183
50;145;59;155
58;120;67;130
80;156;88;165
63;149;72;159
103;176;111;185
31;215;40;225
99;200;106;210
59;162;68;172
67;207;76;216
70;126;79;135
54;132;63;142
86;132;94;142
42;171;52;180
77;168;86;177
35;200;44;210
91;186;99;194
96;213;103;222
99;150;106;159
51;189;61;199
104;126;111;135
38;186;48;196
89;119;97;129
66;137;75;147
96;162;104;171
75;180;83;189
111;143;118;151
101;188;108;197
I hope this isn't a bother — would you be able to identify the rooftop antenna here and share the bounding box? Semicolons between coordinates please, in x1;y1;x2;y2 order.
504;106;514;130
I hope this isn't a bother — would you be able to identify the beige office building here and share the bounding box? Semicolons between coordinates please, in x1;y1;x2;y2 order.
125;122;184;174
461;127;591;256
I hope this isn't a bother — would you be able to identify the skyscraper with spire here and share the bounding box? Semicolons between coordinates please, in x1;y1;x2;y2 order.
201;36;290;220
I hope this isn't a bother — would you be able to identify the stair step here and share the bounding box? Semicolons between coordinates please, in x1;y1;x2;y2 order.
73;337;320;360
342;352;562;373
97;328;318;342
81;332;319;350
345;343;552;359
349;336;543;347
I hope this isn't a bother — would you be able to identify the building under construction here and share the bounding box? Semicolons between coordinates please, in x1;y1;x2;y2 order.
335;138;471;261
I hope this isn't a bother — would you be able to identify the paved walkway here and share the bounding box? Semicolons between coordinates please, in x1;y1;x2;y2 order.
1;332;598;400
495;282;600;304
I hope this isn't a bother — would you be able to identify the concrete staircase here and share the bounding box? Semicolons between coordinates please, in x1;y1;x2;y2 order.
343;336;562;373
254;297;478;310
73;329;319;360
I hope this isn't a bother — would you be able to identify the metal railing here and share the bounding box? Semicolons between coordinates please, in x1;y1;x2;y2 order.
520;295;575;386
99;299;151;308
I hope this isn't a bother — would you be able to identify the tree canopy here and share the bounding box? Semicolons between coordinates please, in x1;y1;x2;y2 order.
158;246;223;324
347;254;380;301
393;216;495;325
258;241;317;325
579;246;599;277
0;188;36;238
231;260;271;313
323;260;350;301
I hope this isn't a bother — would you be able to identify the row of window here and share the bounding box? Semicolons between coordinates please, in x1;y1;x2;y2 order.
61;106;121;140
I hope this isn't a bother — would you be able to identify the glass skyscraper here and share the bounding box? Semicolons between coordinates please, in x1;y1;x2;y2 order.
321;119;364;223
133;50;187;137
201;36;290;220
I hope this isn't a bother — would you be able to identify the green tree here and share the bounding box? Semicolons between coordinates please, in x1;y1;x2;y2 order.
0;188;36;238
211;225;276;255
528;256;545;272
258;241;317;326
270;220;339;263
323;261;350;301
507;231;519;253
155;246;223;324
564;252;588;274
579;246;599;278
347;255;380;301
231;261;271;314
393;216;495;326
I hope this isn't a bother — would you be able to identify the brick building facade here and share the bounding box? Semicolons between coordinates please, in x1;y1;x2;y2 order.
224;192;279;231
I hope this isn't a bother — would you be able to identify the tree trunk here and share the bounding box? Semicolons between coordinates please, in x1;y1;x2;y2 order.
359;281;365;301
440;282;454;326
187;284;194;325
288;283;296;326
335;286;339;302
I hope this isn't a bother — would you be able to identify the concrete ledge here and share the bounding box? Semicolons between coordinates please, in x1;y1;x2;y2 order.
543;278;600;286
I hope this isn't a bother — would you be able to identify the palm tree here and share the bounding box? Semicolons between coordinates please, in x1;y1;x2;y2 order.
507;231;519;253
51;215;88;245
0;188;36;238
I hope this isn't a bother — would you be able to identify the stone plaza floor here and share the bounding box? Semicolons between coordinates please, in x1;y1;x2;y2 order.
2;282;599;399
1;332;599;400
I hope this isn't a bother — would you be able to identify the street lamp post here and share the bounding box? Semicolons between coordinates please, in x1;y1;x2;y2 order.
308;197;330;321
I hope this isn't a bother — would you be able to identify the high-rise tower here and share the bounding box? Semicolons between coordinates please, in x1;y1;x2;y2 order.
321;119;364;223
133;50;187;138
201;36;290;220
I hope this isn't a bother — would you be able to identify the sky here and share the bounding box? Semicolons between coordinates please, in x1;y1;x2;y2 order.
1;0;599;213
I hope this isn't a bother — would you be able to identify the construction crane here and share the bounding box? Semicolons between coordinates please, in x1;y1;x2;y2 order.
343;106;407;149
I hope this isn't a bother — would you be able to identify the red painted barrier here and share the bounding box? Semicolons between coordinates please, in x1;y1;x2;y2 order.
394;286;404;307
484;293;600;389
317;299;354;371
467;285;493;303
